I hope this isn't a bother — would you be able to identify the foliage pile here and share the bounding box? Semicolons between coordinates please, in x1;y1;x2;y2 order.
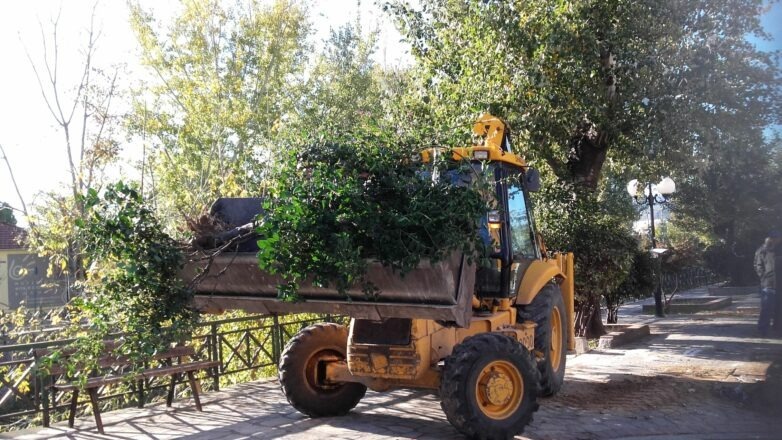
256;133;487;299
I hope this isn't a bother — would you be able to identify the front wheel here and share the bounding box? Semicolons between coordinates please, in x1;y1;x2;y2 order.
279;323;366;417
440;333;539;440
517;285;568;396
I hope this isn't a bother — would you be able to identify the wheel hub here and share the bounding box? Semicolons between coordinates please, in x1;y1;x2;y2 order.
475;360;524;420
307;350;343;391
483;371;513;406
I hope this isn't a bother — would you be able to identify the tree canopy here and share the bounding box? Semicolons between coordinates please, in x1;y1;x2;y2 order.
16;0;782;341
128;0;311;223
388;0;780;185
0;202;17;225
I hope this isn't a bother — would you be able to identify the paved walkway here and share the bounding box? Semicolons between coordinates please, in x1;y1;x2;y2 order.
4;288;781;439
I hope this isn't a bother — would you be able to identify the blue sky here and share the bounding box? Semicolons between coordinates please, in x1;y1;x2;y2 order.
755;2;782;53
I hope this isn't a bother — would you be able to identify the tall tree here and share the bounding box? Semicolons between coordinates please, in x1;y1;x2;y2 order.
388;0;780;183
387;0;781;333
128;0;311;225
23;3;123;280
672;134;782;284
289;23;383;134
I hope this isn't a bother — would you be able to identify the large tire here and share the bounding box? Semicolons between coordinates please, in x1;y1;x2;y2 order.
517;285;567;396
440;333;539;440
279;323;366;417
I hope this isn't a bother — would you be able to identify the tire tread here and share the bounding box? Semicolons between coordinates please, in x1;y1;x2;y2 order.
517;285;567;396
279;322;366;417
440;333;539;440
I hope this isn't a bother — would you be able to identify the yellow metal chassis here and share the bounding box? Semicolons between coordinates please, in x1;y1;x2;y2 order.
324;252;575;391
518;253;575;351
326;306;534;391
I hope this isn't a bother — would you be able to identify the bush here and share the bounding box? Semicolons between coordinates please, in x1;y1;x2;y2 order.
605;248;655;323
535;179;639;336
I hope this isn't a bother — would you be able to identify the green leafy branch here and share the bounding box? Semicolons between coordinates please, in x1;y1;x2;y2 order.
256;130;488;301
40;182;197;382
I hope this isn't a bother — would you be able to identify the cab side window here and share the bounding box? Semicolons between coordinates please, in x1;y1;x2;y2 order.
507;176;537;260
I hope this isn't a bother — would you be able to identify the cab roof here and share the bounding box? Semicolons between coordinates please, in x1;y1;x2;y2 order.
420;113;527;168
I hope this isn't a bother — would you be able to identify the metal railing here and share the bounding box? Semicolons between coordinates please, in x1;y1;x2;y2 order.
0;313;345;431
660;266;718;301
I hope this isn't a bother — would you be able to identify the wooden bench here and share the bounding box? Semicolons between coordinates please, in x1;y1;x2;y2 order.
34;342;219;434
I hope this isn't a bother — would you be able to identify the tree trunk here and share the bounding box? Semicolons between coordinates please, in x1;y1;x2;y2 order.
606;306;618;324
575;293;606;338
566;123;609;189
586;304;606;338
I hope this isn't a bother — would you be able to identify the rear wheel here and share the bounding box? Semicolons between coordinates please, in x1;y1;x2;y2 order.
517;285;567;396
440;333;539;440
279;323;366;417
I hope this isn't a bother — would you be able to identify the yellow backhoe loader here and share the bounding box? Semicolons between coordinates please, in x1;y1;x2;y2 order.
185;114;575;439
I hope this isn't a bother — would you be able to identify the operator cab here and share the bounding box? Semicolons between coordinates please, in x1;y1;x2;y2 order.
422;113;543;301
476;163;541;299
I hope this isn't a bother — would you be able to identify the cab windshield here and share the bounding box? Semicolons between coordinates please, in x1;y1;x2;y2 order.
441;163;539;297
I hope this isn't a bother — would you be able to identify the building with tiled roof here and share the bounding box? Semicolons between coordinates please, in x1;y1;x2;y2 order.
0;223;26;249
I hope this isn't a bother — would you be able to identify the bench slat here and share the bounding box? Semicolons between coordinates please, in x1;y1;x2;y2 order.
35;343;200;374
49;360;218;390
40;344;214;435
142;360;220;379
150;346;195;361
52;375;128;392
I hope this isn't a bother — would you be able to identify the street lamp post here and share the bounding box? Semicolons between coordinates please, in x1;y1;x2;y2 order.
627;177;676;317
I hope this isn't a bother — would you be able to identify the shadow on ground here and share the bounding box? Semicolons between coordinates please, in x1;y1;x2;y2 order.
5;292;782;440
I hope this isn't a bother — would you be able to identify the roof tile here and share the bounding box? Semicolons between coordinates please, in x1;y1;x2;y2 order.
0;223;27;249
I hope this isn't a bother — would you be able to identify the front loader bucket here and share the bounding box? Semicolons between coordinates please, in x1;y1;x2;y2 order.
184;252;475;327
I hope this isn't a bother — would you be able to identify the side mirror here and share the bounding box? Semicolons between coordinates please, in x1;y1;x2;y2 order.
525;168;541;192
